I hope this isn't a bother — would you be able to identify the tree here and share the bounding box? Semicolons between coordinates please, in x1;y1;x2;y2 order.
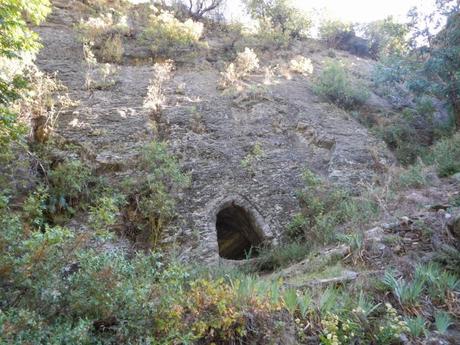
174;0;226;20
0;0;51;58
243;0;312;39
429;11;460;127
361;16;410;58
407;0;460;127
318;19;354;48
0;0;51;155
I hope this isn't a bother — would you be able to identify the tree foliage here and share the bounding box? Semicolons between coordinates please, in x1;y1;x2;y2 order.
318;19;353;48
361;16;410;58
428;11;460;127
0;0;51;156
373;1;460;132
407;1;460;127
0;0;51;58
243;0;312;39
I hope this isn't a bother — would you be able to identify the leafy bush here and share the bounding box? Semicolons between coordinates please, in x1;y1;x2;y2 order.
89;192;126;236
1;198;286;343
314;60;369;110
0;110;27;161
125;141;190;247
430;133;460;177
372;5;460;129
396;160;430;189
374;116;429;165
22;185;48;229
142;10;204;59
0;201;179;343
287;169;375;245
0;0;51;57
47;159;93;214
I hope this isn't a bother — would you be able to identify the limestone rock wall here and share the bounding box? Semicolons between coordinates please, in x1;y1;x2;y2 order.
35;1;393;263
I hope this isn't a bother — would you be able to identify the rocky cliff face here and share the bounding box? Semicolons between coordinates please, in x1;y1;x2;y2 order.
35;0;393;262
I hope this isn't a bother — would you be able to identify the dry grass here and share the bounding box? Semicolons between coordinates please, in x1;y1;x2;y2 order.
100;34;124;63
219;48;259;89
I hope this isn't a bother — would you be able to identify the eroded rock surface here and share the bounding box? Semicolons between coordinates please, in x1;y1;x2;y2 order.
35;1;393;261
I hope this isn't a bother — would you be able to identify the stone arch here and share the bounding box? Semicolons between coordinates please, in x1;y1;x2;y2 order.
207;195;272;260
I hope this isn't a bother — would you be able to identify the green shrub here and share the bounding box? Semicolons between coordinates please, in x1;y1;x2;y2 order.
254;242;312;271
22;185;49;229
88;192;126;236
0;110;27;162
0;0;51;58
397;160;430;189
430;133;460;177
47;159;93;214
374;119;428;165
287;169;375;245
125;141;190;247
142;10;204;59
0;200;183;343
313;294;408;345
434;244;460;275
314;60;369;110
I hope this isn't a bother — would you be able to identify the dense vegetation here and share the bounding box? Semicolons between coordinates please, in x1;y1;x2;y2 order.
1;0;459;344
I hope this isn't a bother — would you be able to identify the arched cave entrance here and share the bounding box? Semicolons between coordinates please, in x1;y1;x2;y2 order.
216;204;264;260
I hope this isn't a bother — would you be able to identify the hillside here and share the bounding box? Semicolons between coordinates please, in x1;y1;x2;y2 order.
1;0;459;344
